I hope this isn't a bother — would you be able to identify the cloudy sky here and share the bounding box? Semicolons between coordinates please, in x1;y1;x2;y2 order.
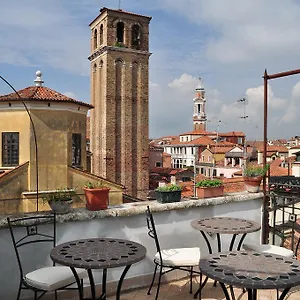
1;0;300;140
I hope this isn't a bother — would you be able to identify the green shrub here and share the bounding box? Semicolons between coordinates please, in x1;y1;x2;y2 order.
244;164;269;177
84;181;105;189
195;179;223;188
156;184;182;192
42;188;76;203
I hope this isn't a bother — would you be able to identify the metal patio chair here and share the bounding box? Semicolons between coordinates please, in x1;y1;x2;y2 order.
7;213;87;300
146;206;201;300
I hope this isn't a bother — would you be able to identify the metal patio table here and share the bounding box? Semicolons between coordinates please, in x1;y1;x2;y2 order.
191;217;261;298
191;217;261;253
200;250;300;300
50;238;146;300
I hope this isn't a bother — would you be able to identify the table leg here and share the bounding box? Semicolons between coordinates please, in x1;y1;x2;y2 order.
87;269;96;300
217;233;222;252
237;233;247;250
116;265;131;300
219;282;231;300
229;234;237;251
70;267;84;300
201;231;213;254
278;288;291;300
100;269;107;300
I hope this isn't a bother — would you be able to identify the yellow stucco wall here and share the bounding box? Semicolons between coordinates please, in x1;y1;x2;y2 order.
0;162;29;214
0;103;125;214
68;167;124;206
0;111;31;167
29;109;88;191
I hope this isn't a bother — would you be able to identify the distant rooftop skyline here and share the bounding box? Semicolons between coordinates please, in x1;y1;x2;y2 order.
1;0;300;140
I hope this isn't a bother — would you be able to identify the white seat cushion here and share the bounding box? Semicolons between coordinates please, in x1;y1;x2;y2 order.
243;243;294;258
25;266;87;291
154;247;201;267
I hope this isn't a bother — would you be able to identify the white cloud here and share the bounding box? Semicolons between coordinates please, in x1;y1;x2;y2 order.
0;1;90;75
63;92;77;99
168;73;198;92
280;81;300;124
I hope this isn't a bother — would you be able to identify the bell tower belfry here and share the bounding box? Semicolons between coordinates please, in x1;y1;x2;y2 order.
193;78;207;131
88;7;151;198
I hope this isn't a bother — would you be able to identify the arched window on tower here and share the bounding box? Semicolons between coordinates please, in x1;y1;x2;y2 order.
100;24;103;45
93;29;98;49
132;24;141;49
116;22;124;44
197;103;202;114
93;63;97;72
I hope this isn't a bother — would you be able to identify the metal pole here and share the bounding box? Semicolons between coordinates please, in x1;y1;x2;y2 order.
262;67;300;244
0;75;39;211
262;69;268;244
193;147;197;198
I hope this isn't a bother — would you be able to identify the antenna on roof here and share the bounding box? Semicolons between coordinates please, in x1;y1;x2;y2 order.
118;0;122;9
237;97;248;176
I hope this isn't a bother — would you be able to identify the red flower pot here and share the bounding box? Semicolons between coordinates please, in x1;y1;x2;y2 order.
244;176;262;193
83;187;110;210
196;186;224;199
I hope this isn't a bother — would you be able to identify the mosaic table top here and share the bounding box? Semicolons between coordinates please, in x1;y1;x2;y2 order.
200;251;300;290
191;217;261;234
50;238;146;269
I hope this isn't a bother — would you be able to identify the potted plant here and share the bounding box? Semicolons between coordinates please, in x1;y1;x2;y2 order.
244;164;269;193
195;179;224;199
155;184;182;203
83;181;110;211
42;188;75;214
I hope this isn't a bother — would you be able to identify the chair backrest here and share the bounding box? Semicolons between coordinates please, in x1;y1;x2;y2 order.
7;214;56;278
146;206;163;264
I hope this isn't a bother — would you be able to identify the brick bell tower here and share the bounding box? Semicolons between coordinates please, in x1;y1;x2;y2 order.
88;7;151;198
193;78;207;131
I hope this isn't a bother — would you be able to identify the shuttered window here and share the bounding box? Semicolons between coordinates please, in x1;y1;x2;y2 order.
72;133;81;167
2;132;19;166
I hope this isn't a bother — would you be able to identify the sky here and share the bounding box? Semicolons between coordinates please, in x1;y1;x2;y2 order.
1;0;300;140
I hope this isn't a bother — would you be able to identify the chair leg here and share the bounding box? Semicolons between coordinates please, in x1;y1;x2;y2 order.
16;281;22;300
155;266;163;300
190;266;193;294
147;264;158;295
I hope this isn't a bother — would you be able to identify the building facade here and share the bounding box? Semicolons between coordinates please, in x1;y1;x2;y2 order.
0;72;124;213
88;7;152;198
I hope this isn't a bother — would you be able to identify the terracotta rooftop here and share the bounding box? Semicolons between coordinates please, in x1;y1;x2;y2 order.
180;130;216;136
185;136;215;145
0;86;93;109
219;131;245;137
256;145;288;153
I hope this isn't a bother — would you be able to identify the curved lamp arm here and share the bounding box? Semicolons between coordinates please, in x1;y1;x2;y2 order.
0;75;39;211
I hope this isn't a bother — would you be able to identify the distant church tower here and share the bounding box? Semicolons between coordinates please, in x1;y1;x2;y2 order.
193;78;207;131
88;7;151;198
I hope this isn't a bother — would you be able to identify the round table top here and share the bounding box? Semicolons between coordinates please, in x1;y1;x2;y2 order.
191;217;261;234
200;251;300;290
50;238;146;269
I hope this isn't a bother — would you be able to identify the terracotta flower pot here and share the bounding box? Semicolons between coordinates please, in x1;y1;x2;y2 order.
84;187;110;210
244;176;262;193
196;186;224;199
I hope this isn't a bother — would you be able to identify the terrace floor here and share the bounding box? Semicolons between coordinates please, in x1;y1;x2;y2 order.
104;277;300;300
